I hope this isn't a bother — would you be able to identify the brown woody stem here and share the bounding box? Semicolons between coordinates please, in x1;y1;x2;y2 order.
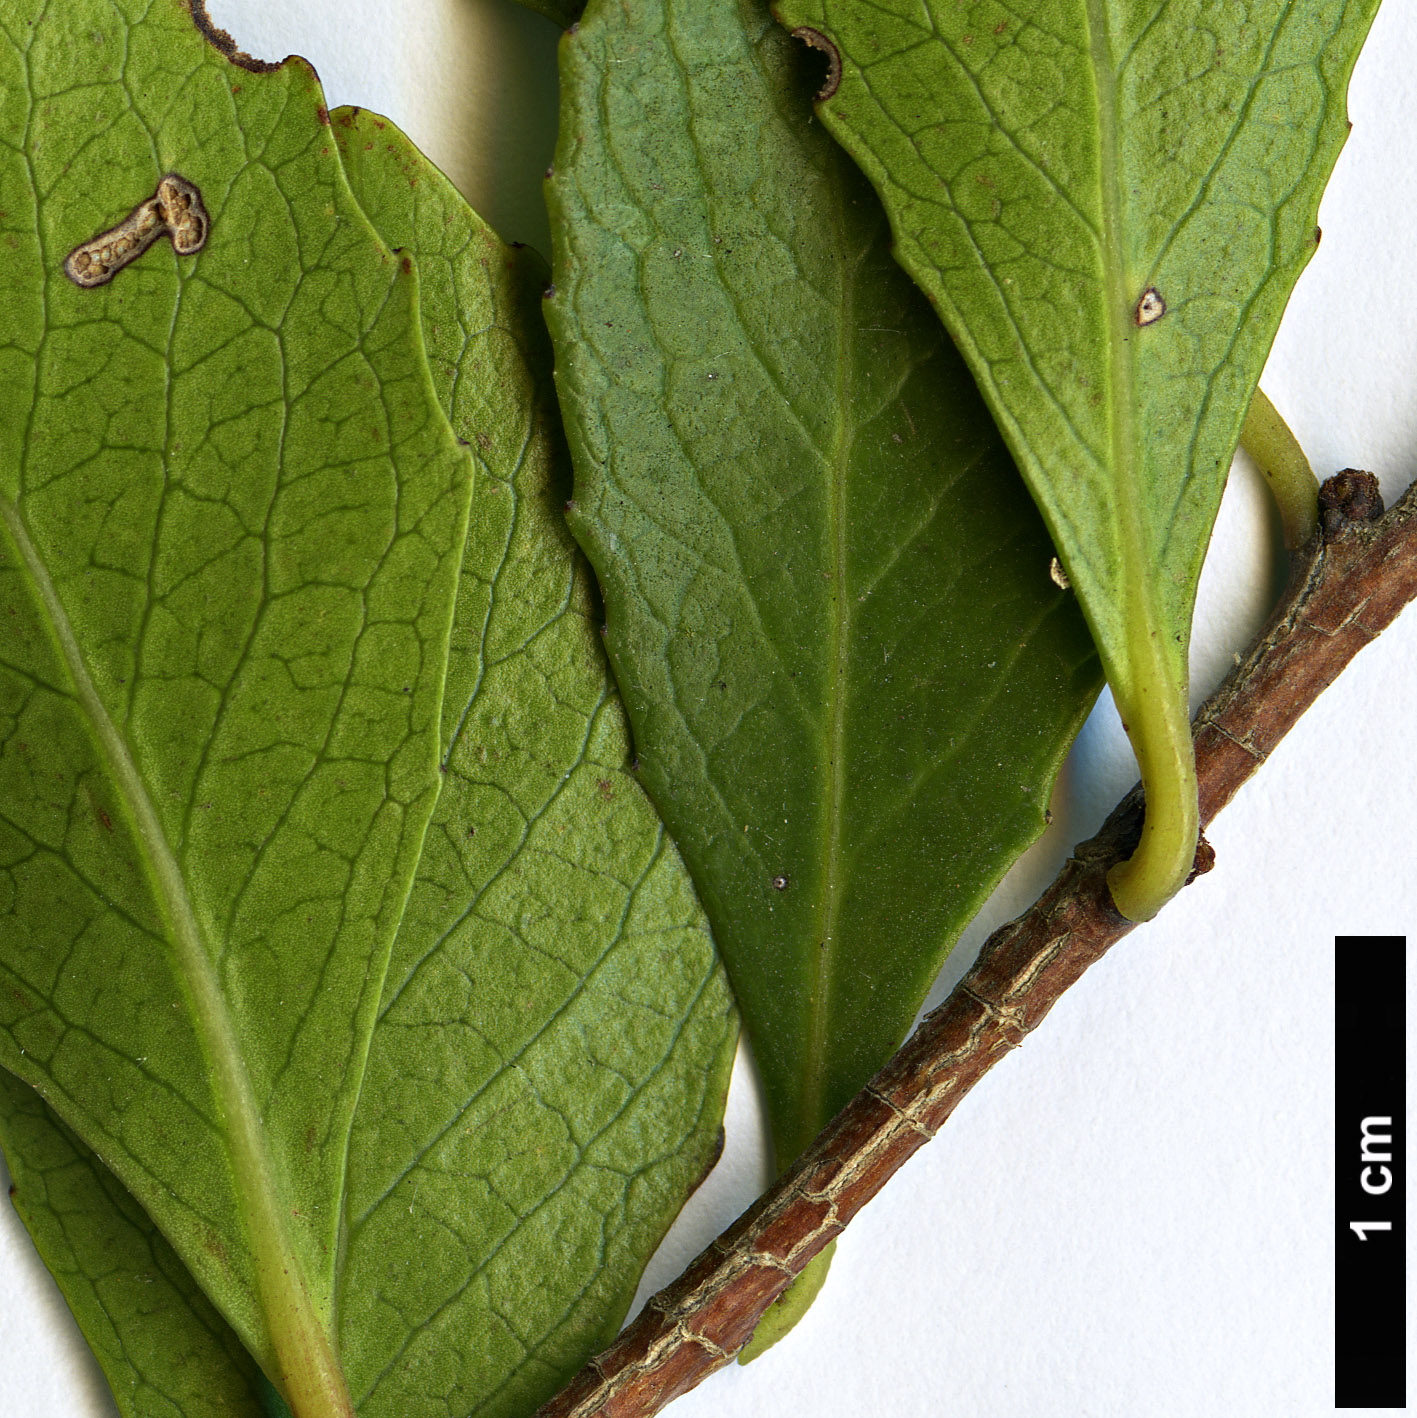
536;472;1416;1418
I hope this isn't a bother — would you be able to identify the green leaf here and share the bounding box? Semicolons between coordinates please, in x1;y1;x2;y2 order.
0;1069;266;1418
0;81;736;1417
545;0;1101;1169
327;106;738;1418
0;1;472;1409
517;0;587;30
769;0;1381;918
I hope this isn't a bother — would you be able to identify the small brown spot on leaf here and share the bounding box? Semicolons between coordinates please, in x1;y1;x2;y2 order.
400;254;413;275
1134;287;1166;326
316;104;329;124
791;27;842;101
597;778;614;801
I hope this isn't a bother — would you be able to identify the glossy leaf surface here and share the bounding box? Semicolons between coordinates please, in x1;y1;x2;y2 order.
330;107;737;1418
0;0;472;1404
770;0;1381;917
547;0;1101;1166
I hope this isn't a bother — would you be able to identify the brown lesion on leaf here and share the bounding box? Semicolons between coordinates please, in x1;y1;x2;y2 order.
159;175;208;255
790;27;842;101
64;174;209;287
1134;287;1166;326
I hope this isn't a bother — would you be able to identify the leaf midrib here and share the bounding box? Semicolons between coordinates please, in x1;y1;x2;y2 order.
799;150;858;1155
1085;0;1140;635
1083;0;1167;696
0;491;303;1368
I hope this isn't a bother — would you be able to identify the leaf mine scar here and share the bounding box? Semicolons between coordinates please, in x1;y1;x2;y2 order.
64;174;209;288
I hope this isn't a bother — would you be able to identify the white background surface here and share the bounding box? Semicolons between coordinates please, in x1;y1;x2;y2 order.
2;1;1415;1415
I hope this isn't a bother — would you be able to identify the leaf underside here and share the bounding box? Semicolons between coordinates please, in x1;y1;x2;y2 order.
770;0;1382;915
547;0;1101;1166
329;107;737;1418
0;23;735;1412
0;0;472;1390
0;1071;266;1418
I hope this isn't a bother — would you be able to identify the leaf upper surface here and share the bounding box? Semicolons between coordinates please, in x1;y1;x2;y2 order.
771;0;1381;914
329;107;738;1418
0;0;472;1397
547;0;1101;1163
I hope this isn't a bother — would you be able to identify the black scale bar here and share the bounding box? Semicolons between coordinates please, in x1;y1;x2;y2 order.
1334;935;1406;1409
